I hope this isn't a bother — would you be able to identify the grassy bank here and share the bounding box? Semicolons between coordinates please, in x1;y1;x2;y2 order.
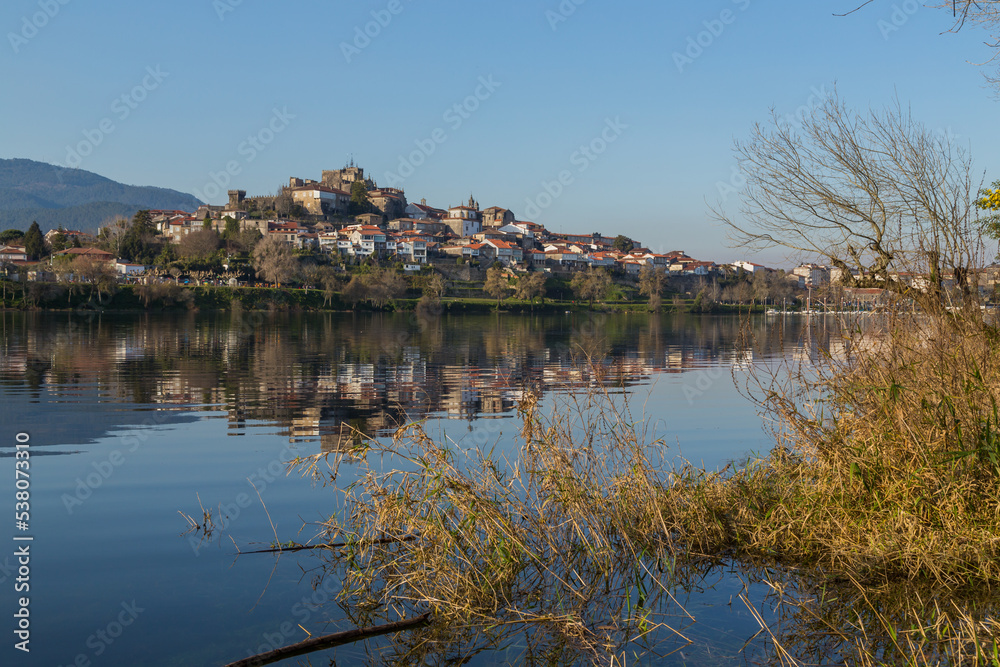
0;280;766;314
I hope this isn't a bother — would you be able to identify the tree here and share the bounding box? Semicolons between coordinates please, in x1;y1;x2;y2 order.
274;186;295;217
252;235;300;287
154;244;178;268
0;229;24;245
231;228;262;254
313;265;340;307
422;273;446;299
23;221;44;260
202;214;213;230
0;257;14;303
342;275;367;307
571;268;611;309
514;272;548;309
222;216;240;239
120;210;157;264
484;265;510;307
752;270;770;305
613;235;634;253
98;216;130;258
71;255;117;301
366;267;406;307
342;267;406;308
977;179;1000;251
350;181;371;215
48;226;70;253
638;266;667;310
713;91;981;314
179;229;220;260
925;2;1000;87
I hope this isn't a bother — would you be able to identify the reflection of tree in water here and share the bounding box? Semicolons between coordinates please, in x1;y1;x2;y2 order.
0;311;837;445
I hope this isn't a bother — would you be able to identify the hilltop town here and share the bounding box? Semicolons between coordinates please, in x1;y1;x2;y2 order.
1;161;970;311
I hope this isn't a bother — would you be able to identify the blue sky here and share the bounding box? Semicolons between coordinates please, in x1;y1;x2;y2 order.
2;0;998;265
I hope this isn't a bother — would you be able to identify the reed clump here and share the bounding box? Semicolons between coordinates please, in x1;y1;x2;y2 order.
308;386;703;663
705;312;1000;588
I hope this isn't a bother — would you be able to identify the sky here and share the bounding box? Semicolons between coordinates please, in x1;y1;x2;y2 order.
2;0;998;266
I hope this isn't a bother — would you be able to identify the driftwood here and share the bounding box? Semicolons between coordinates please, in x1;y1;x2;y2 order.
223;612;431;667
242;534;418;555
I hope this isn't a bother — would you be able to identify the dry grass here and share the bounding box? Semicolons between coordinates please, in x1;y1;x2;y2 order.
708;311;1000;588
303;383;711;664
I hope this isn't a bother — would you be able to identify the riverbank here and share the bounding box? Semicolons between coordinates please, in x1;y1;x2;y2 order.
0;282;770;314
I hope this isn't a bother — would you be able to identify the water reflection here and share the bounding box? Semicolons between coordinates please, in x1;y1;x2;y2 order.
0;311;868;666
0;312;847;451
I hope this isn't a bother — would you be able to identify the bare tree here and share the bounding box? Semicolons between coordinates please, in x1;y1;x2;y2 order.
178;229;220;260
71;256;118;301
712;91;983;313
752;270;770;304
927;1;1000;87
840;2;1000;88
484;265;510;307
638;265;666;294
422;273;446;299
366;267;406;308
98;216;130;258
274;185;295;217
514;272;547;308
312;265;340;306
342;268;406;308
252;235;300;287
570;268;611;309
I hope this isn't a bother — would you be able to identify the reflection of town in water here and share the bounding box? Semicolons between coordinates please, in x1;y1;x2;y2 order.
0;311;846;451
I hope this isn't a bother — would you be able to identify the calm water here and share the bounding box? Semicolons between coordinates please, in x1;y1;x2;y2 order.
0;311;843;666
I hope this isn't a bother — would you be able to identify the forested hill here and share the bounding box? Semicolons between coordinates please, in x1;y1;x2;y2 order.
0;158;202;232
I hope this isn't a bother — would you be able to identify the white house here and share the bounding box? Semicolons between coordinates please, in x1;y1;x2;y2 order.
483;239;523;264
398;238;428;264
793;264;830;286
0;245;28;263
730;260;767;274
115;261;146;276
446;206;482;238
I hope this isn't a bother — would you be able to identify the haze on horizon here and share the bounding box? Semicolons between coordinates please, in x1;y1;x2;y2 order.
2;0;998;266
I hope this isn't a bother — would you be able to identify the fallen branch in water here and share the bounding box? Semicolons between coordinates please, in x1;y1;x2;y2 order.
222;612;431;667
240;534;418;555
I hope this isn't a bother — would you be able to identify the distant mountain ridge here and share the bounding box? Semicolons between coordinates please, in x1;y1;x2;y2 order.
0;158;202;233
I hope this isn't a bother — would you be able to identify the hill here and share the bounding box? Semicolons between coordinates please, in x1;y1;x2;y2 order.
0;158;202;233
